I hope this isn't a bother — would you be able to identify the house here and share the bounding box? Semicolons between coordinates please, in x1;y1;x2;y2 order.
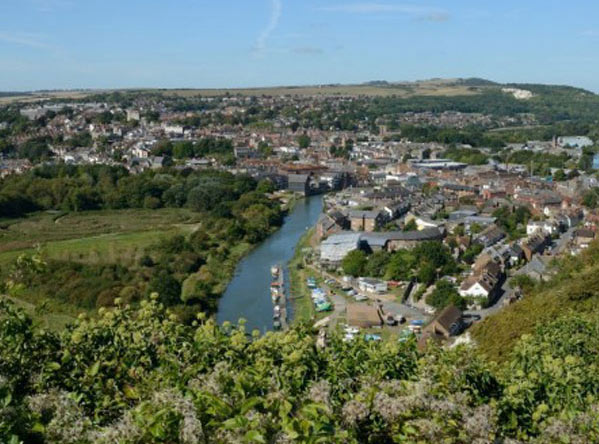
448;209;477;221
516;255;549;281
459;261;503;300
558;135;594;149
234;146;258;159
162;124;184;136
347;303;383;328
521;233;550;261
126;109;140;121
474;224;506;248
316;212;349;239
423;305;464;339
359;227;444;251
349;210;385;232
526;220;558;236
509;244;524;265
358;277;388;294
383;201;410;220
574;228;595;248
287;174;312;196
384;228;444;251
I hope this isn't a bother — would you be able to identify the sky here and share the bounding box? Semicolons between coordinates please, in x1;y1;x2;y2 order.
1;0;599;92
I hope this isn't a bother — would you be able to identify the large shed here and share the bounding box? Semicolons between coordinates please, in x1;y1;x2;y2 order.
347;303;383;328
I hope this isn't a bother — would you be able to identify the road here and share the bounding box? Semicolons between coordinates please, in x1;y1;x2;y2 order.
465;227;575;319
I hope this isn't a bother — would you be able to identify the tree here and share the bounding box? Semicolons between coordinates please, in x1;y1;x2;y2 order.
553;169;566;181
148;270;181;306
342;250;367;277
364;251;390;278
583;189;599;209
426;280;465;310
403;219;418;231
384;250;416;281
257;141;272;157
417;262;436;285
297;134;311;149
413;241;453;269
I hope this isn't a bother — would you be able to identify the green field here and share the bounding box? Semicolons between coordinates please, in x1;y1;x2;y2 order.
0;208;205;328
150;80;482;98
0;208;201;266
0;79;484;103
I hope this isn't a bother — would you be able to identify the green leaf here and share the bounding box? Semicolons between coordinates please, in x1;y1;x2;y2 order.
47;362;61;371
244;430;266;443
123;385;139;399
88;361;101;377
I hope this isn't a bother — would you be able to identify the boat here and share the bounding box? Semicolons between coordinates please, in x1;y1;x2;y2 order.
271;265;280;277
273;319;282;330
315;302;332;312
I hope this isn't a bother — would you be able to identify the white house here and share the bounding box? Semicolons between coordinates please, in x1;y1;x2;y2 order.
526;220;558;236
458;276;494;298
358;277;388;294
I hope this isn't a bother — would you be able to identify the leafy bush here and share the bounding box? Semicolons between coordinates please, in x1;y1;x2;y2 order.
3;295;599;442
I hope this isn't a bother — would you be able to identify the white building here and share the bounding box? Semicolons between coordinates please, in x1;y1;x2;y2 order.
358;277;388;294
458;276;493;298
526;220;558;236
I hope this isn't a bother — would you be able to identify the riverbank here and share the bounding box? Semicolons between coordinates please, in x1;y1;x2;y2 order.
288;228;316;323
217;195;324;332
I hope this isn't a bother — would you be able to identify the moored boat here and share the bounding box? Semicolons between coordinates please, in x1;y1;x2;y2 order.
271;265;280;277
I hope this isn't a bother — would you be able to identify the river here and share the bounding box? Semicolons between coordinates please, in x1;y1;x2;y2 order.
217;195;323;333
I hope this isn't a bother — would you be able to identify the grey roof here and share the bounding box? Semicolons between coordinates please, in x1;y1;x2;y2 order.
348;210;381;219
320;232;363;262
288;174;309;183
360;227;443;247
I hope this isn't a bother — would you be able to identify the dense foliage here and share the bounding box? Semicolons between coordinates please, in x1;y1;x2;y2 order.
0;166;283;319
0;164;263;218
2;293;599;443
342;241;459;290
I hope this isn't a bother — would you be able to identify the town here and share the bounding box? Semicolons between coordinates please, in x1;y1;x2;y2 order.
2;85;599;348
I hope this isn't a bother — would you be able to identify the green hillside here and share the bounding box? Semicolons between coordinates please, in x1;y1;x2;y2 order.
472;241;599;362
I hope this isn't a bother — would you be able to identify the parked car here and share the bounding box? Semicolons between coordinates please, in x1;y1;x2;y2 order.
364;334;381;342
343;333;356;342
385;314;398;326
354;294;368;302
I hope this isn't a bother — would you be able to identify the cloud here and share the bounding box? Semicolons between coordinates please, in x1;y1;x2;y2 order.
27;0;74;13
0;32;53;50
292;46;325;55
253;0;283;55
419;12;449;22
581;30;599;37
319;2;449;22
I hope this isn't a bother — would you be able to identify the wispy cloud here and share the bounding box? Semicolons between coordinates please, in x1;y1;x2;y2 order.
320;2;449;22
581;29;599;37
27;0;74;13
292;46;325;55
253;0;283;55
0;32;53;50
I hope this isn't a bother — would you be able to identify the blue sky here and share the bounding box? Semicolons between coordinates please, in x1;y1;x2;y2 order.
1;0;598;91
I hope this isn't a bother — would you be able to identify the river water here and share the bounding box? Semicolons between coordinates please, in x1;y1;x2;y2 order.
217;195;323;333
